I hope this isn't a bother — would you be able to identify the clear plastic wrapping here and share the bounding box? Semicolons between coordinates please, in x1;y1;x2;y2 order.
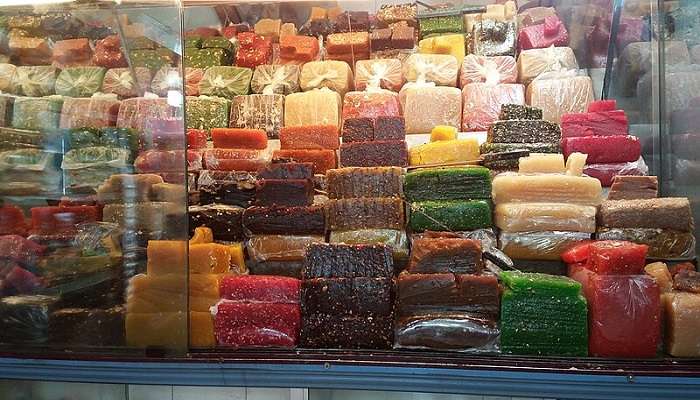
492;172;602;206
0;149;61;196
0;63;16;92
59;96;121;129
582;157;649;187
284;88;341;128
150;67;203;97
12;96;63;131
329;229;408;259
135;149;203;174
0;295;57;344
409;236;483;274
116;98;177;132
251;64;300;95
61;146;132;190
498;231;592;261
230;94;284;139
461;83;525;131
247;234;325;262
185;96;230;132
199;66;253;99
403;54;459;87
460;55;517;87
526;71;594;124
342;90;401;120
402;86;462;134
354;59;404;92
54;67;106;97
473;19;516;57
411;229;498;252
202;148;267;172
598;197;693;231
394;314;499;352
12;66;57;96
197;170;257;207
299;60;353;96
517;46;578;85
596;228;695;259
327;198;404;230
495;203;597;233
101;67;152;98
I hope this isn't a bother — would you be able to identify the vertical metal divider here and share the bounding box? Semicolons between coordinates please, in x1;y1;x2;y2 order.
111;6;145;97
655;0;667;194
602;0;624;99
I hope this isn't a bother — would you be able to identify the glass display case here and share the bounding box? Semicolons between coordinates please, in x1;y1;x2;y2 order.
0;0;699;399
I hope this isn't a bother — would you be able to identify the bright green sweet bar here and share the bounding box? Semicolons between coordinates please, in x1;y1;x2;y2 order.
404;166;491;202
130;50;172;70
419;14;463;38
185;96;230;132
500;270;582;297
409;200;491;232
501;289;588;356
184;48;228;68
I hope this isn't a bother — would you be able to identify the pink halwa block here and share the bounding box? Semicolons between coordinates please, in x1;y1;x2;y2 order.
342;91;401;120
588;100;617;112
461;83;524;132
583;159;648;187
518;15;569;51
561;110;629;138
219;275;300;303
213;301;300;347
562;135;641;164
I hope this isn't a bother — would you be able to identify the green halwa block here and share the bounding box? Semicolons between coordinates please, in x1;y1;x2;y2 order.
199;66;252;99
130;49;171;70
12;96;63;131
185;96;230;132
54;67;106;97
185;36;202;49
202;36;235;53
409;200;491;232
184;48;228;68
419;14;463;39
500;270;582;297
404;166;491;202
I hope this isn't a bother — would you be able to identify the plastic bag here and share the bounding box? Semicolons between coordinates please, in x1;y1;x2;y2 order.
102;67;152;98
354;59;404;92
12;66;56;97
403;53;458;87
462;82;524;131
583;157;649;186
12;96;63;131
299;60;353;96
495;203;597;233
149;67;203;97
201;148;268;172
330;229;408;259
0;63;16;92
247;234;324;262
402;85;462;134
0;149;61;195
251;64;300;95
116;97;177;132
199;66;252;99
197;170;256;207
460;55;516;87
498;231;593;261
283;88;341;128
517;46;578;85
342;90;401;120
230;94;284;139
54;67;106;97
62;146;133;189
0;295;57;344
59;96;121;129
526;70;594;123
394;313;499;352
596;228;695;259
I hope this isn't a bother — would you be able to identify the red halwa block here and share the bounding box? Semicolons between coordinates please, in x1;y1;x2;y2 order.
0;235;46;266
203;148;267;171
279;35;320;62
211;128;268;150
375;116;406;140
342;91;401;120
52;38;92;67
236;32;272;68
30;206;99;235
326;32;370;55
588;100;617;112
589;240;648;275
589;275;660;357
561;241;594;265
187;129;208;150
135;150;203;173
562;135;641;164
93;35;126;68
567;262;596;300
213;301;300;347
561;110;628;138
518;15;569;51
279;125;340;150
0;206;28;236
273;149;337;174
342;118;374;142
219;275;300;303
1;264;43;294
339;141;408;167
255;179;314;206
583;160;648;187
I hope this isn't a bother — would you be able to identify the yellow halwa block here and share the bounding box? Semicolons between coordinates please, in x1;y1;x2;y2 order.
409;138;479;166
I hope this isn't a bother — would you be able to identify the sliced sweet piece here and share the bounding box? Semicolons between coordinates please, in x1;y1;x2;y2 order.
279;35;319;62
404;167;491;202
608;176;658;200
339;140;408;167
562;135;640;164
498;103;543;120
487;119;561;143
326;167;403;199
189;243;232;274
255;179;314;207
243;205;325;235
329;229;408;260
126;312;187;348
302;243;393;279
249;260;304;278
480;142;560;154
258;162;313;180
518;153;565;174
409;200;492;232
301;277;394;317
301;312;393;349
190;311;215;348
561;110;629;138
189;204;245;242
430;125;457;142
409;139;480;166
596;228;696;259
255;18;282;42
481;150;529;171
145;241;187;275
495;203;597;233
588;240;648;275
219;275;300;303
325;32;370;55
408;237;483;274
327;197;404;230
588;100;617;112
189;227;214;244
598;198;693;231
211;128;267;150
419;14;463;39
236;32;272;69
418;34;465;67
370;28;391;51
247;235;324;262
272;149;337;174
391;25;415;49
492;173;602;205
279;125;340;150
48;306;125;347
187;129;208;150
565;152;587;176
518;15;569;51
665;292;700;357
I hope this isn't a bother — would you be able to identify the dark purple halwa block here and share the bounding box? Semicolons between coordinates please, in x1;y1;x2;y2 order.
302;277;394;316
371;28;392;51
339;140;408;167
301;312;394;349
254;179;314;206
48;306;125;346
302;243;393;279
189;204;245;241
391;25;415;49
374;116;406;140
342;117;374;142
243;205;326;235
249;260;304;278
257;161;314;180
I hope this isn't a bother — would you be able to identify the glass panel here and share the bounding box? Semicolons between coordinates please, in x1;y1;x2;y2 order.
0;1;188;354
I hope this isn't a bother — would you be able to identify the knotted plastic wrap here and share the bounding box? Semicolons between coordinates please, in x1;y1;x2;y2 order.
472;19;517;57
150;67;204;97
61;146;133;190
59;94;121;129
299;60;353;96
102;67;152;98
251;64;300;95
12;66;57;97
462;83;524;131
517;46;578;85
526;70;594;124
55;66;106;97
403;54;459;87
583;157;649;187
0;63;16;92
460;55;517;87
199;66;252;99
247;234;325;262
330;229;409;259
354;59;404;92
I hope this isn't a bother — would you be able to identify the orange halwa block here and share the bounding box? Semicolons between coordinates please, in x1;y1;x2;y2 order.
126;312;187;348
279;125;340;150
146;240;187;275
189;243;232;274
127;274;186;313
190;311;216;348
212;128;268;149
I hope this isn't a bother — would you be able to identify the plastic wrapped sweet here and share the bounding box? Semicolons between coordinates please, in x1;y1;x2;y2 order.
354;59;403;92
272;149;336;174
299;61;353;96
228;94;284;139
135;149;202;174
495;203;596;233
403;86;462;134
116;98;176;132
583;158;649;187
327;167;403;199
48;306;125;346
185;96;230;132
397;273;499;317
473;19;516;57
608;176;658;200
58;96;120;129
13;66;58;97
199;66;252;99
408;235;483;274
518;47;578;85
527;73;594;124
598;198;693;231
247;235;324;262
54;67;106;97
251;65;300;95
189;204;244;241
0;295;58;344
11;96;62;131
461;83;524;131
395;314;499;351
664;292;700;357
201;148;265;172
327;198;404;230
0;149;61;196
500;271;587;356
403;54;459;87
339;141;408;168
302;243;393;279
150;67;203;97
499;230;592;261
459;55;516;87
329;229;407;258
284;88;341;129
409;200;491;232
213;300;300;348
342;90;401;120
61;146;132;190
0;64;16;93
596;228;695;259
101;68;152;98
492;173;602;206
51;38;93;68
